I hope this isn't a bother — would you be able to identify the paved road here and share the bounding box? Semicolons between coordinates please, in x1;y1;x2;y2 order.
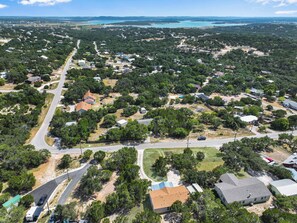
30;40;80;151
57;163;91;205
28;163;90;208
46;130;296;155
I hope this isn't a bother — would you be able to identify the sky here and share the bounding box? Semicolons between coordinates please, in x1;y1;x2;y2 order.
1;0;297;17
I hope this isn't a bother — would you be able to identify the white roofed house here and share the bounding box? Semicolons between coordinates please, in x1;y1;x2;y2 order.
40;55;48;60
270;179;297;197
240;115;258;124
117;119;128;127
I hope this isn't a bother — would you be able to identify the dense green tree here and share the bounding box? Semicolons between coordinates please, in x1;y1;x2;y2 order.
8;172;36;192
196;152;205;161
94;151;106;163
59;154;72;169
83;150;93;160
85;201;105;223
272;109;287;118
271;118;290;131
20;195;34;208
132;210;161;223
54;202;78;222
101;115;116;128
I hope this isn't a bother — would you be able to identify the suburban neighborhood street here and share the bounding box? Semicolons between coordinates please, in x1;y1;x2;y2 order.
30;40;80;151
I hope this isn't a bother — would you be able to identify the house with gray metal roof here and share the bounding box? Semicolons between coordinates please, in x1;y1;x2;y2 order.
283;99;297;111
215;173;271;206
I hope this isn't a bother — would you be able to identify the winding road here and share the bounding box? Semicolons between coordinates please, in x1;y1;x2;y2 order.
31;40;80;151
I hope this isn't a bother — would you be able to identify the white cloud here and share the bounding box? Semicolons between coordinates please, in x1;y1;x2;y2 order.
0;4;8;9
254;0;297;6
19;0;72;6
275;9;297;14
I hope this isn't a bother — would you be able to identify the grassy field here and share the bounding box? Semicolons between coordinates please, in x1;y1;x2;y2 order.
143;147;224;181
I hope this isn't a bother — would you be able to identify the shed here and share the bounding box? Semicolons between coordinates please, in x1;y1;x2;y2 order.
192;183;203;193
117;119;128;127
187;185;196;194
2;195;21;210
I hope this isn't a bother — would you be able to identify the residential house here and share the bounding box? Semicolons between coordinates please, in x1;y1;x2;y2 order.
65;121;77;127
139;107;147;114
240;115;258;124
286;168;297;182
0;71;7;79
117;119;128;127
75;102;92;114
41;55;48;60
83;91;96;105
250;88;264;97
283;154;297;170
149;186;189;214
195;93;210;102
214;71;225;77
93;76;101;82
137;119;153;126
283;99;297;111
78;60;86;67
270;179;297;197
215;173;271;206
27;76;42;84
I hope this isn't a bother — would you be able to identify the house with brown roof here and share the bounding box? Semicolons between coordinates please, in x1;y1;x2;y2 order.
83;90;96;105
75;102;92;114
149;185;189;214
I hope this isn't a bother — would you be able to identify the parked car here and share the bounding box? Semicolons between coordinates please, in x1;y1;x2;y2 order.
197;136;207;141
37;194;48;206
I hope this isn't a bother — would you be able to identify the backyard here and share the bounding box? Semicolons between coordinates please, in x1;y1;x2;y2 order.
143;147;224;181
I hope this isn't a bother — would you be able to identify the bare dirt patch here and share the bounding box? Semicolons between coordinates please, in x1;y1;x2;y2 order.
263;147;291;164
246;196;273;216
94;172;117;202
32;156;58;189
103;78;118;88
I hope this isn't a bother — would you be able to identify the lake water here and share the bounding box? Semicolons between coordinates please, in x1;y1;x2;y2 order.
86;20;246;28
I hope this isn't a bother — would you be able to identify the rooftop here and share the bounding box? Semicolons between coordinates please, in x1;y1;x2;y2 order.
75;101;92;112
215;173;271;204
283;99;297;108
240;115;258;123
83;90;95;100
3;195;21;209
149;186;189;210
270;179;297;196
283;153;297;165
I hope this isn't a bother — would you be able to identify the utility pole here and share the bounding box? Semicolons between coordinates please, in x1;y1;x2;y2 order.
80;140;83;155
187;136;190;149
66;168;70;181
234;131;238;142
46;200;50;214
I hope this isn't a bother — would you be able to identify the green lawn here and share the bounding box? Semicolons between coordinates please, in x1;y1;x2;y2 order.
143;147;224;181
